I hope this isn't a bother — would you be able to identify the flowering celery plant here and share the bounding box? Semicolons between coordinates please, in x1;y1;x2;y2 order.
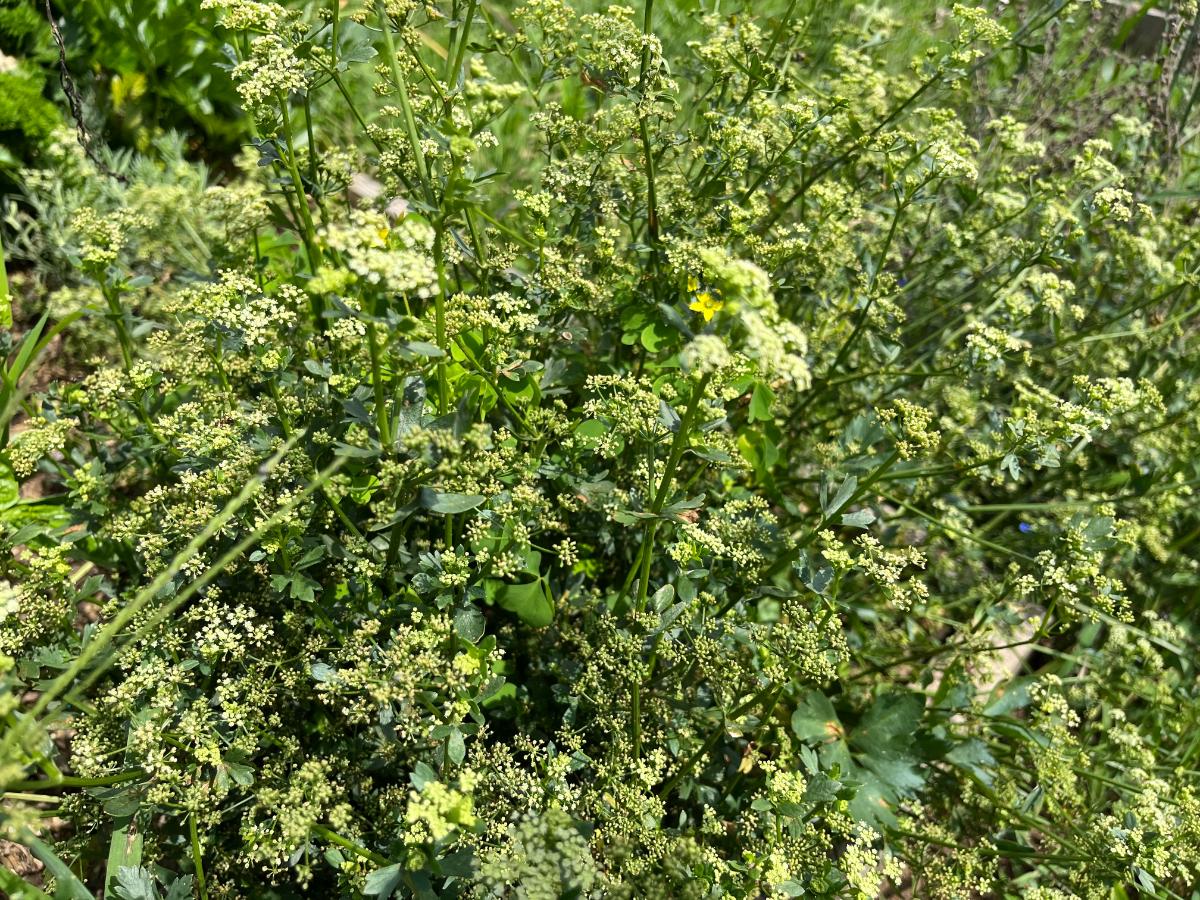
2;1;1200;898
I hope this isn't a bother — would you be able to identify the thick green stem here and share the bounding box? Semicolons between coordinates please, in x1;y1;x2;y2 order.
367;319;392;446
4;792;61;804
302;94;327;225
269;381;369;546
633;374;711;613
378;0;453;556
312;823;389;866
101;284;135;372
637;0;660;249
99;283;165;441
190;814;209;900
378;0;434;206
5;770;144;792
630;375;711;760
431;232;450;411
433;228;453;548
278;99;323;277
446;0;478;87
826;197;905;375
326;2;389;154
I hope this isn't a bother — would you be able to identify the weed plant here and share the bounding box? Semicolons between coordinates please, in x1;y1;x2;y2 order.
2;1;1200;898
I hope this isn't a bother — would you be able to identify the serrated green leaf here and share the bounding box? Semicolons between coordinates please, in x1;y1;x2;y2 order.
612;508;660;524
112;867;159;900
982;677;1032;717
222;757;255;787
453;605;485;643
447;728;465;765
103;791;140;818
650;584;674;612
840;508;876;528
0;459;19;509
795;550;834;596
494;576;554;627
659;399;681;432
162;876;194;900
801;771;841;805
851;691;923;757
749;381;775;422
435;849;475;878
846;769;899;828
824;475;857;516
945;737;996;786
363;863;404;899
303;359;332;378
410;762;437;790
859;750;924;795
791;691;843;744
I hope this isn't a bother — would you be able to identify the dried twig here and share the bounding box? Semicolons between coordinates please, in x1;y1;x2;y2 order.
42;0;126;183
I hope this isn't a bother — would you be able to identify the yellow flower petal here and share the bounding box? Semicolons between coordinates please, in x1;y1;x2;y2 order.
689;291;724;322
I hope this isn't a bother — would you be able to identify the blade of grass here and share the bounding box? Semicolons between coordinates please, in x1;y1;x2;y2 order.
23;832;95;900
0;229;11;330
0;864;54;900
104;814;143;899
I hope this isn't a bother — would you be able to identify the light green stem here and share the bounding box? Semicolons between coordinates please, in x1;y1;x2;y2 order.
432;228;451;416
101;284;135;373
5;770;144;791
630;375;710;761
634;374;711;613
446;0;478;87
367;319;392;446
378;0;434;206
190;814;209;900
637;0;660;248
433;229;453;549
312;823;390;866
278;100;323;278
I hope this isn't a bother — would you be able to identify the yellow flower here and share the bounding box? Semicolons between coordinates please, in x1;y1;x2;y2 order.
689;290;724;322
687;274;700;292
